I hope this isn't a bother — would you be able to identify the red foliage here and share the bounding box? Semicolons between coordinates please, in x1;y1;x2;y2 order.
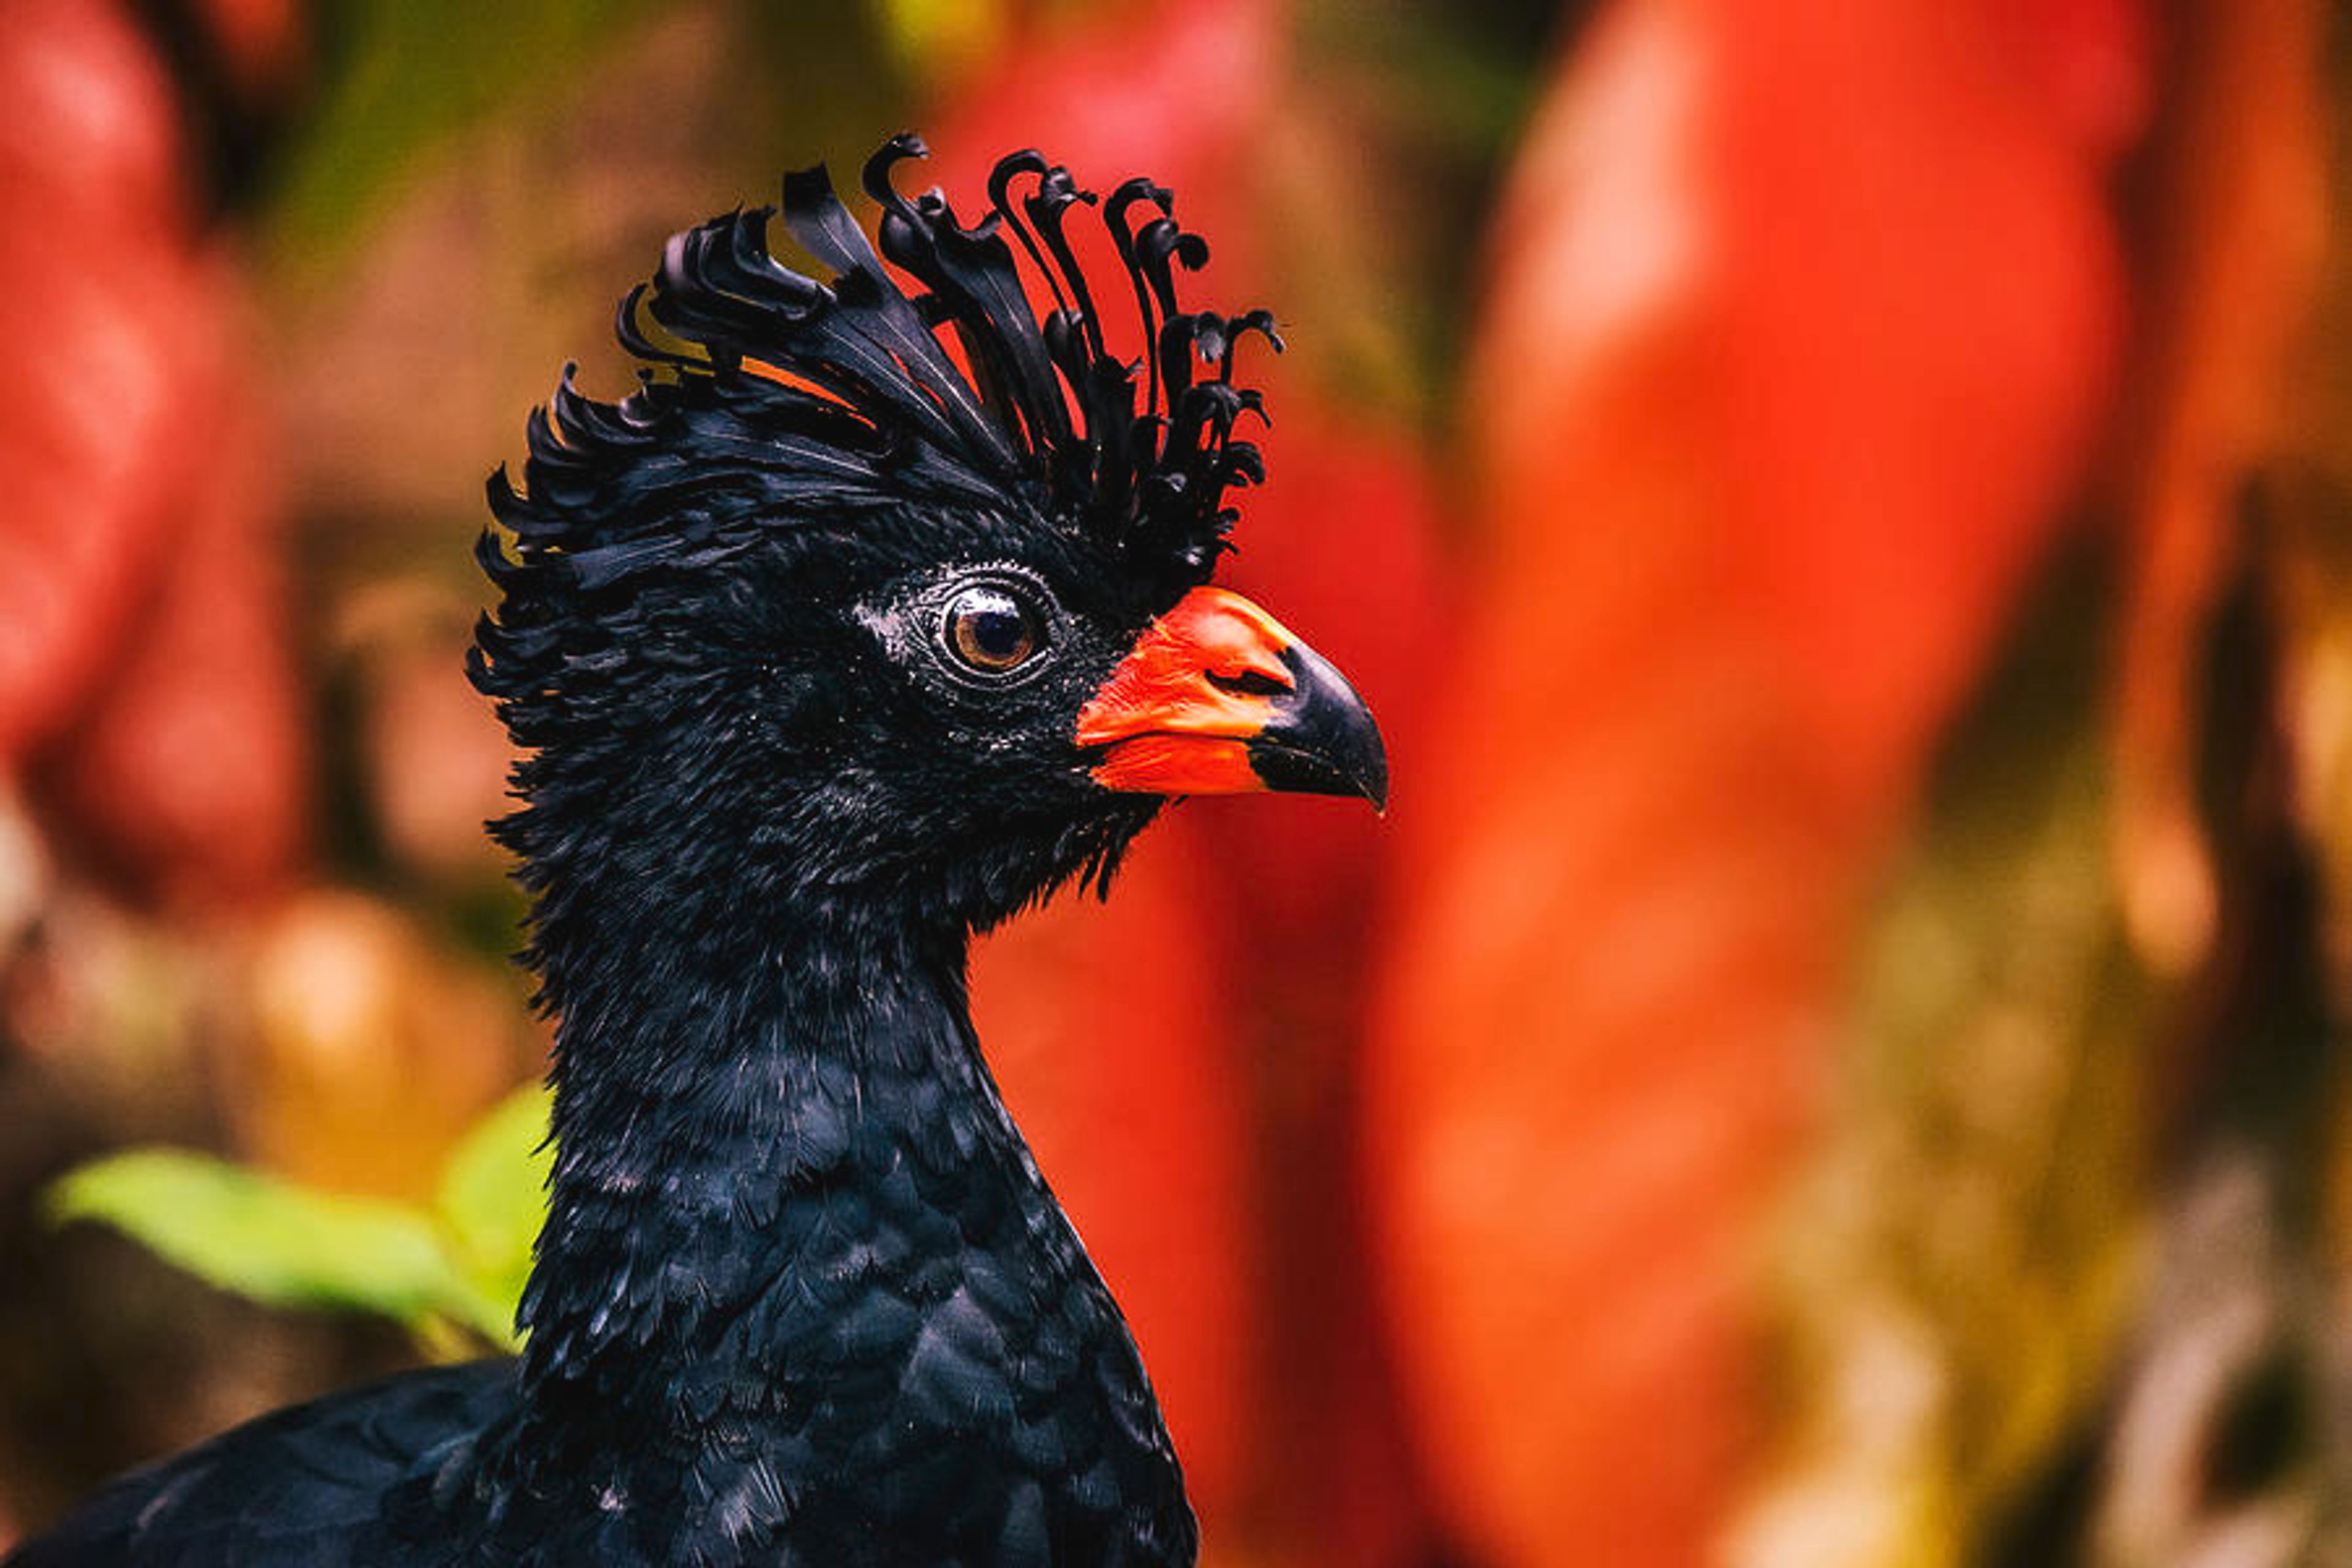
924;0;1276;279
2106;0;2321;976
1366;0;2144;1561
0;0;305;907
0;0;195;758
970;823;1248;1512
1192;410;1452;1564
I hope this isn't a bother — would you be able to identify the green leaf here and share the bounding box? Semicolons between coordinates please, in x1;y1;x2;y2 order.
434;1081;554;1337
257;0;640;263
44;1085;554;1355
870;0;1008;83
1738;556;2166;1566
47;1150;476;1330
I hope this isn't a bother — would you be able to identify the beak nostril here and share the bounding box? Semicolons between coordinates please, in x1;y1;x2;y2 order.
1205;668;1291;699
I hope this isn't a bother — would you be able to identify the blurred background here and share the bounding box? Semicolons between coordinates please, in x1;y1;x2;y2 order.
2;0;2347;1562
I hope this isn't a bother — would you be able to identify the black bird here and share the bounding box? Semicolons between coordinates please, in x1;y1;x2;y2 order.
7;134;1384;1566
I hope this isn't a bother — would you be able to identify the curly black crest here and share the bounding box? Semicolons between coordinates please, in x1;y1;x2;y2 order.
472;132;1280;720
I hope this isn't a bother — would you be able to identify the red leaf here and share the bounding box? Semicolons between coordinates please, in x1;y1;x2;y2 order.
0;0;307;905
971;823;1248;1510
1366;1;2141;1561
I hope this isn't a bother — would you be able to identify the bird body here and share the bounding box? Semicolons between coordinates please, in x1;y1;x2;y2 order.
9;134;1383;1566
23;953;1189;1566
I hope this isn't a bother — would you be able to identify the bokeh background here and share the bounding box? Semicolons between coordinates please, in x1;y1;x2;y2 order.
3;0;2348;1562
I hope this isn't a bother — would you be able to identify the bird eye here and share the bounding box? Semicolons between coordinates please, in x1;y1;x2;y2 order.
941;583;1044;676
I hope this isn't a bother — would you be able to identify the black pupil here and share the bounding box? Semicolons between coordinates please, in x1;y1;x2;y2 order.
952;589;1035;668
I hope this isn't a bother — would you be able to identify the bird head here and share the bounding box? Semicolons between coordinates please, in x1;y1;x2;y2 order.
472;135;1385;940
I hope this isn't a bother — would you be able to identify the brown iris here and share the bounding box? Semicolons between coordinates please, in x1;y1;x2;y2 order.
942;584;1042;674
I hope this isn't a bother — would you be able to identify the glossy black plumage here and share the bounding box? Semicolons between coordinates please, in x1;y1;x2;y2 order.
6;134;1295;1566
5;1366;510;1567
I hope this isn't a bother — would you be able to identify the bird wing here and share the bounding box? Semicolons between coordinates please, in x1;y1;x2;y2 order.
4;1360;514;1568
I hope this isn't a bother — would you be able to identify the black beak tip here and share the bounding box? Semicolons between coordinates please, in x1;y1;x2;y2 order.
1248;643;1390;813
1363;749;1392;815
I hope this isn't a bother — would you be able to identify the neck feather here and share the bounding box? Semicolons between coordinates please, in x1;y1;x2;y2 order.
517;906;986;1414
463;890;1195;1563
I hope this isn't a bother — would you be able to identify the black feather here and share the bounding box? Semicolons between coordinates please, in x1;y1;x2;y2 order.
7;134;1237;1568
473;134;1280;739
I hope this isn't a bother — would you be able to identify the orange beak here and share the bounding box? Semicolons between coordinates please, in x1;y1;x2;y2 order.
1076;586;1388;810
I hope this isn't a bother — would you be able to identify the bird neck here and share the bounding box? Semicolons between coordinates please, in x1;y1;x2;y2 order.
474;898;1192;1558
515;907;990;1415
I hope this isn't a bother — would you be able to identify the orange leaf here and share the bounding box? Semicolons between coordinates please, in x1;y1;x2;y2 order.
1368;1;2141;1561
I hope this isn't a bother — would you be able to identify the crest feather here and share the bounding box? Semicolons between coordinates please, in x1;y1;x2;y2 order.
482;134;1279;638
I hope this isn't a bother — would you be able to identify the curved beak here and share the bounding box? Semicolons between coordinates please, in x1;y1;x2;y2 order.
1076;586;1389;811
